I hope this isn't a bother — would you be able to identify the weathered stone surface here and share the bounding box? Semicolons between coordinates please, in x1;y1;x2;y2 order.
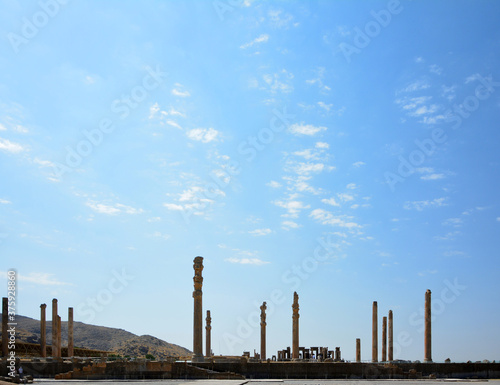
260;302;267;360
292;292;299;359
40;304;47;358
388;310;393;361
192;257;204;362
425;289;432;362
205;310;211;358
2;297;8;357
68;307;74;357
372;301;378;362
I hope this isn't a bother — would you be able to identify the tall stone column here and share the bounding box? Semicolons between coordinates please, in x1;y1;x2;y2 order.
292;292;299;359
40;304;47;358
2;297;8;357
424;289;432;362
68;307;74;357
372;301;378;362
205;310;211;358
388;310;393;361
356;338;361;362
192;257;204;362
382;316;387;362
57;315;62;358
52;298;58;358
260;302;267;360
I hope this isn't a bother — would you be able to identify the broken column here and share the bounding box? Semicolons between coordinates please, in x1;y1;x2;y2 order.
335;347;341;362
68;307;74;357
260;301;267;360
356;338;361;362
57;315;62;358
425;289;432;362
372;301;378;362
40;304;47;358
2;297;7;357
205;310;211;358
192;256;204;362
382;316;387;361
388;310;393;361
292;292;299;359
52;298;59;358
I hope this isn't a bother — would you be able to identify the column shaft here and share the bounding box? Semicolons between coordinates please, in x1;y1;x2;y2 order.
356;338;361;362
382;316;387;362
372;301;378;362
192;257;204;362
260;302;267;360
57;315;61;358
2;297;8;357
425;289;432;362
68;307;74;357
52;298;58;358
205;310;211;358
292;292;299;359
40;304;47;358
388;310;393;361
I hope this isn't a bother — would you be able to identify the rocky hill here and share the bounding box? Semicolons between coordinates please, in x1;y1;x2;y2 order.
1;315;191;360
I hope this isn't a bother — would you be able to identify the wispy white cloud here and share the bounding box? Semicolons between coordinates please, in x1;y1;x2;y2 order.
240;34;269;49
249;228;272;236
0;137;24;153
316;142;329;149
225;257;269;265
399;79;431;93
268;9;295;28
289;123;327;136
404;197;447;211
262;69;294;94
0;198;11;204
171;84;191;97
86;201;144;215
186;128;220;143
0;271;70;286
267;180;282;188
282;220;300;230
317;101;333;112
163;186;224;217
353;161;365;168
309;208;360;228
442;218;463;227
337;193;354;203
273;199;310;218
149;231;170;240
322;197;340;207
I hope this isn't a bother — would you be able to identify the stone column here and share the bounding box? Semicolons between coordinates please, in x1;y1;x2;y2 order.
2;297;8;357
260;302;267;360
192;256;204;362
356;338;361;362
382;316;387;361
292;292;299;359
68;307;74;357
52;298;58;358
335;347;341;362
424;289;432;362
372;301;378;362
57;315;62;358
205;310;211;358
388;310;393;361
40;304;47;358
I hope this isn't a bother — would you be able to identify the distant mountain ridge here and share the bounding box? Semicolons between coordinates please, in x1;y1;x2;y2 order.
1;314;191;360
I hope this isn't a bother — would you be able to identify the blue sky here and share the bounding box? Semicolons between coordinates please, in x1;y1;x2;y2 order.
1;0;500;363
